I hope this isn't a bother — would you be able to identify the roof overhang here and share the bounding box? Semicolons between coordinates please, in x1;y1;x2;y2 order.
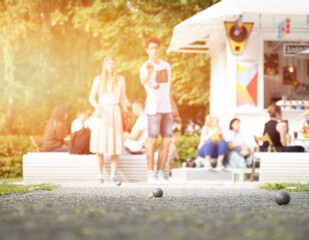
168;0;309;54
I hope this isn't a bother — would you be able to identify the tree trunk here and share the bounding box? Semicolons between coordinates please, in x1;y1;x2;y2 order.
4;97;13;136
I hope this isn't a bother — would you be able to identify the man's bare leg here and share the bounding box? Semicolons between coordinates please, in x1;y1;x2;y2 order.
156;137;172;181
146;137;157;171
157;137;172;170
146;137;157;183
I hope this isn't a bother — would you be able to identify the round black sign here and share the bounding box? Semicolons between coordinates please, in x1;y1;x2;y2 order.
229;25;248;42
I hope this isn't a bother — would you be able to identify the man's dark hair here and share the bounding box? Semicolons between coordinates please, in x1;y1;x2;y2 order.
133;99;145;109
145;36;161;49
229;118;240;130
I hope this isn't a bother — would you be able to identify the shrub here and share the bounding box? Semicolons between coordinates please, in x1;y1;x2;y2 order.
0;135;34;178
155;135;200;163
175;135;200;161
0;157;23;178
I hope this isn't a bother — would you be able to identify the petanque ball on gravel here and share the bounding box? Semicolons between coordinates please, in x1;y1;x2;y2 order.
153;188;163;198
116;181;121;186
275;190;291;205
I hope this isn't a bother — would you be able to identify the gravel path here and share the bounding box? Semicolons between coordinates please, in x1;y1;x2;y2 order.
0;182;308;240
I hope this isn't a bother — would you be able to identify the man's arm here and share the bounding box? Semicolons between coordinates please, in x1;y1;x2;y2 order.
141;62;154;85
227;141;242;151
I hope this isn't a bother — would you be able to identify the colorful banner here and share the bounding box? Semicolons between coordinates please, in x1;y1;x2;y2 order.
236;62;258;107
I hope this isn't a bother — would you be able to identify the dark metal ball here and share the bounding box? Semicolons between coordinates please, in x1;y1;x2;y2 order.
153;188;163;198
275;190;291;205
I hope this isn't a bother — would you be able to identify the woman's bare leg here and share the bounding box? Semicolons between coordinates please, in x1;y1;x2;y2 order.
97;153;104;175
216;155;225;168
97;153;104;183
110;154;119;176
204;156;213;169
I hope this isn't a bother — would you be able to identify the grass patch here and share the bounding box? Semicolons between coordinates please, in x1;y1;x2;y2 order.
0;183;59;195
1;177;23;183
260;183;309;192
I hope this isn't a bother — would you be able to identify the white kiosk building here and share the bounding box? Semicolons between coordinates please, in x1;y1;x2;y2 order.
168;0;309;146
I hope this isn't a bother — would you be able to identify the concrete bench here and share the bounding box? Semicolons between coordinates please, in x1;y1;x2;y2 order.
254;152;309;183
231;168;260;182
171;167;258;182
23;152;169;183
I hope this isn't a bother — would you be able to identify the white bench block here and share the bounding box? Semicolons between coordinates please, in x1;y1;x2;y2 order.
23;152;169;183
171;168;233;182
254;152;309;183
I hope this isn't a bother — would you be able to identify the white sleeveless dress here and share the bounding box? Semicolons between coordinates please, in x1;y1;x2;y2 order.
90;76;124;155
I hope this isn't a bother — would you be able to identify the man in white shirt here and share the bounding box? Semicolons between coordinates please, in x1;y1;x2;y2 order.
124;99;148;153
140;36;179;183
71;112;88;134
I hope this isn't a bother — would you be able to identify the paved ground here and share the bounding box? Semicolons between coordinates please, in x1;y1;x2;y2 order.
0;182;308;240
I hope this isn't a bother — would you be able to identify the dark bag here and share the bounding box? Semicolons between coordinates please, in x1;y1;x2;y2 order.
69;128;91;154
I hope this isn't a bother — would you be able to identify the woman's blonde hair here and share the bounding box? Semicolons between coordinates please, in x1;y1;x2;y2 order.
267;104;281;118
100;55;118;93
204;115;212;127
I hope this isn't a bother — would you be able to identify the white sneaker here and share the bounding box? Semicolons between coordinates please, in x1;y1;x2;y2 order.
110;176;121;185
98;176;104;184
147;175;159;184
157;172;168;183
216;165;225;171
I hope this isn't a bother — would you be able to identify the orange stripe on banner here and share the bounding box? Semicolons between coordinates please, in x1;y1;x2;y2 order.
247;72;258;107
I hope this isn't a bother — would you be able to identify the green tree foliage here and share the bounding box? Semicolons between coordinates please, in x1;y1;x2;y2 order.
0;0;219;135
0;0;101;134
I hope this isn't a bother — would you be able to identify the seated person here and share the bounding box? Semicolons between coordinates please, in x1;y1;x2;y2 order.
71;109;93;133
197;115;227;170
123;99;148;154
84;109;96;132
263;104;304;152
71;113;86;134
69;109;94;155
42;105;69;152
225;118;252;168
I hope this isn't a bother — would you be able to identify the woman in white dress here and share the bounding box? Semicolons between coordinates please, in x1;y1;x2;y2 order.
89;56;128;184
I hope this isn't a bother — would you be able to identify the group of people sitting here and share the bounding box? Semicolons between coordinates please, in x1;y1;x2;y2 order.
196;103;305;171
42;101;306;175
197;115;252;170
42;99;149;155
